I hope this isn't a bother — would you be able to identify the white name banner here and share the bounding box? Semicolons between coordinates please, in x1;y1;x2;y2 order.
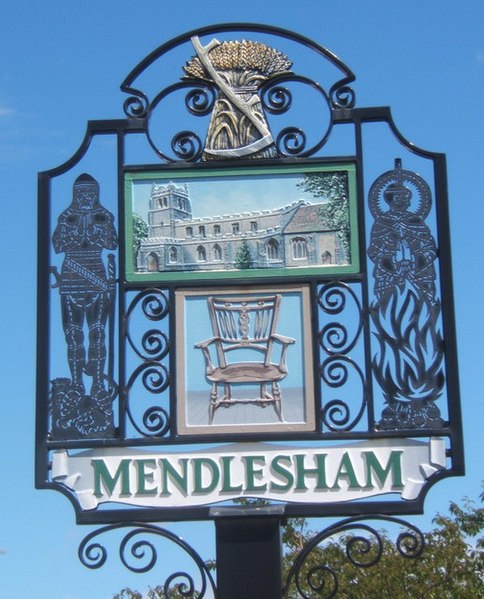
51;438;446;510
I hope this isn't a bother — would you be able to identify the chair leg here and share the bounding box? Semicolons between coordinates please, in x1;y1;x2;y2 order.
261;383;271;400
272;382;283;421
209;383;218;424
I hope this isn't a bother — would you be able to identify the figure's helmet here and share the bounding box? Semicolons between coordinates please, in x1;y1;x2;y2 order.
72;173;100;210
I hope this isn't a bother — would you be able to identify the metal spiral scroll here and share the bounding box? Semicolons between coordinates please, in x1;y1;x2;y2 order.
260;75;332;157
168;130;203;162
283;516;424;599
79;523;217;597
320;356;366;431
123;89;149;118
144;81;217;161
126;289;169;361
317;283;366;431
126;289;170;437
329;83;356;109
170;83;218;161
125;362;170;437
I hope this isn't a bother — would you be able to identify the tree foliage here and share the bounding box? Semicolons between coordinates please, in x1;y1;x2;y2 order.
283;491;484;598
132;213;148;253
234;239;253;269
297;172;351;261
114;490;484;598
114;585;188;599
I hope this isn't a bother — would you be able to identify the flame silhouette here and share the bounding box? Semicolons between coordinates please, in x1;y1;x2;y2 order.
371;282;444;428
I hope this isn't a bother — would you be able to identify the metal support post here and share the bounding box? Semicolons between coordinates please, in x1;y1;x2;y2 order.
212;507;284;599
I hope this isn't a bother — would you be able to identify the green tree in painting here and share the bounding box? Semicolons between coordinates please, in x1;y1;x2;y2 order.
234;239;253;269
297;171;351;262
132;213;148;259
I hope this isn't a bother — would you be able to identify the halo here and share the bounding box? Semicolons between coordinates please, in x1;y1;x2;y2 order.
368;162;432;219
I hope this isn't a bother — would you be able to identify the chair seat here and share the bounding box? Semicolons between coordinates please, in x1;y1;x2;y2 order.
206;362;286;384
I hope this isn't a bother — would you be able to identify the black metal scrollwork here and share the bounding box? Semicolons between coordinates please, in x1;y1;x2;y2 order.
126;289;169;360
262;75;332;157
185;85;217;116
79;524;216;598
262;84;293;113
317;283;366;431
329;83;356;109
320;356;366;430
125;289;171;437
276;127;308;156
283;516;424;599
170;130;204;162
125;362;170;438
123;89;149;118
144;81;215;161
120;27;352;162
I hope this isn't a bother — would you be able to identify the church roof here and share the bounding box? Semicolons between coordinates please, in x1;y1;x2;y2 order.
283;202;337;233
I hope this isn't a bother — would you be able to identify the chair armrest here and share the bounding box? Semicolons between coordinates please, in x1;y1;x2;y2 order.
194;337;218;349
272;333;296;345
194;337;219;375
271;334;295;373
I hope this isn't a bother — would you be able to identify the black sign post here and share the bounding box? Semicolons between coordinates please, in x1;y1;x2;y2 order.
214;510;282;599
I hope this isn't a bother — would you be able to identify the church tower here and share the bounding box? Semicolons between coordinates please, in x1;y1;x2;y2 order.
147;182;192;237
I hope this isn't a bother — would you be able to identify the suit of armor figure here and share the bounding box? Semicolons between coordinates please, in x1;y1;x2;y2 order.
52;174;117;397
368;182;436;305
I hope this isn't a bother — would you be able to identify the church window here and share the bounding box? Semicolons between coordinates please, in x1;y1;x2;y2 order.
322;250;333;264
267;238;279;260
213;244;222;261
147;253;159;272
214;224;221;236
186;226;193;238
199;225;206;238
197;245;207;261
232;222;240;235
169;246;178;263
292;237;308;260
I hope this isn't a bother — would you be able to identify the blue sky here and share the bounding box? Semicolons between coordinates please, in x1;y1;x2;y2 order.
1;1;483;598
131;172;317;221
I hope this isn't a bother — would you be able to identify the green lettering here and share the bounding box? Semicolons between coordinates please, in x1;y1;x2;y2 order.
159;458;189;496
294;454;328;490
193;458;220;494
133;459;157;496
220;456;243;493
243;456;267;492
332;452;360;489
270;455;294;491
363;451;403;489
92;459;131;498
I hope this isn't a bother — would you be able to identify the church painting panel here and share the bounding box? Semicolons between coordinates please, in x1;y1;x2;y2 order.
124;163;359;283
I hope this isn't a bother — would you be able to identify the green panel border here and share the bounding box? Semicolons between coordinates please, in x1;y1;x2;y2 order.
124;162;360;283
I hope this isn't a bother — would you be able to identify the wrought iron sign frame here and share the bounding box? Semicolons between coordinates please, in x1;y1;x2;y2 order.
36;23;464;530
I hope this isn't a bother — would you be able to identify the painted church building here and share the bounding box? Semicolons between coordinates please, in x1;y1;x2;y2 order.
135;182;346;273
